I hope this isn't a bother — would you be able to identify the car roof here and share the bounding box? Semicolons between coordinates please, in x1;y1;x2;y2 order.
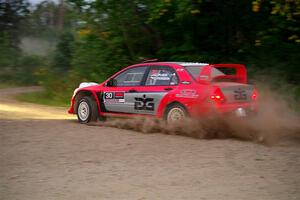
135;61;209;67
168;62;209;67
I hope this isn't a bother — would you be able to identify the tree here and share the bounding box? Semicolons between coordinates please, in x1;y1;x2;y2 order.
53;32;74;72
0;0;30;47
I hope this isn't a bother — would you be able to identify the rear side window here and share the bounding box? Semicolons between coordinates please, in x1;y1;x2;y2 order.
145;67;178;86
184;66;204;79
114;66;147;86
184;66;225;79
211;67;236;82
211;68;226;77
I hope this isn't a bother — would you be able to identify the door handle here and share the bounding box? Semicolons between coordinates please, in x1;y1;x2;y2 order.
164;87;173;91
128;89;138;93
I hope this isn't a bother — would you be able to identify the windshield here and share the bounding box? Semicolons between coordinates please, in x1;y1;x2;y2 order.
184;66;225;79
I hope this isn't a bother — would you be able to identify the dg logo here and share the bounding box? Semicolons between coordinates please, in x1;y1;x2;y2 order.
134;95;155;111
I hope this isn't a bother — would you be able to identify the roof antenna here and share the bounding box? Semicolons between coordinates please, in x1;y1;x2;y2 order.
141;58;159;63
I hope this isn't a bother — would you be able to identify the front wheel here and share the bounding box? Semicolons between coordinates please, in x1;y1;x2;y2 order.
77;96;98;123
164;104;188;124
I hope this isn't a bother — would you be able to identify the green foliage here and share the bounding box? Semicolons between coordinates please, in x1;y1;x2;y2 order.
0;31;47;85
0;0;30;46
37;0;300;105
71;33;129;81
0;31;20;69
15;55;47;85
16;90;70;107
53;32;75;72
1;0;299;106
0;0;48;85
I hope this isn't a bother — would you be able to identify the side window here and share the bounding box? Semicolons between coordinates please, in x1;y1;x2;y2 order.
145;67;178;86
211;67;226;77
114;67;147;86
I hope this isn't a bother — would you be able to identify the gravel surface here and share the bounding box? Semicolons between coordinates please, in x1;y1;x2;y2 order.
0;87;299;200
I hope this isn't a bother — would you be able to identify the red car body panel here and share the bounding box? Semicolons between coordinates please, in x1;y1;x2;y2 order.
68;62;258;119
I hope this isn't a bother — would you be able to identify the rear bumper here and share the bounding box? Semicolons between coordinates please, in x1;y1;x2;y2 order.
216;102;257;114
188;101;258;118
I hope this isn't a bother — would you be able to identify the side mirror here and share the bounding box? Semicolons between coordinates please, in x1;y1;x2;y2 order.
106;78;116;87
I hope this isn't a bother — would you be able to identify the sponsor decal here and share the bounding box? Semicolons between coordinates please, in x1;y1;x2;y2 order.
134;95;155;111
114;92;124;99
175;89;198;98
199;75;209;80
181;81;191;85
180;62;209;66
103;92;125;104
149;73;170;81
234;88;247;100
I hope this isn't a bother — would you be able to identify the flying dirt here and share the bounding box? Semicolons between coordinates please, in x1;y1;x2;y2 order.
92;86;300;145
0;86;300;200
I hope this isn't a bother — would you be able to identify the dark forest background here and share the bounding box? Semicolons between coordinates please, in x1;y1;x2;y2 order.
0;0;299;105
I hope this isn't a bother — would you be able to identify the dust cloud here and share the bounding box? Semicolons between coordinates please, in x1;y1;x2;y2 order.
91;86;300;145
20;37;55;55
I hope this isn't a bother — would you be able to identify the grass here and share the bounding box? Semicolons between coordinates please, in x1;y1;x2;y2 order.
0;82;18;89
16;91;70;107
294;86;300;101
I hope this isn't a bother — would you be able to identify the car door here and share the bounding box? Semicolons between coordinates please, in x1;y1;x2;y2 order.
101;66;148;113
131;66;179;115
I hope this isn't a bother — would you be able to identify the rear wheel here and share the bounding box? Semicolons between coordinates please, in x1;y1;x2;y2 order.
165;104;188;124
77;96;98;123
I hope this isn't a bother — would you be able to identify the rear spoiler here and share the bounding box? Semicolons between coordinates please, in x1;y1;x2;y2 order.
197;64;247;84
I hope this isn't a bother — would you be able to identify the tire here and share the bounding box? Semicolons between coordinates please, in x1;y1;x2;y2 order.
76;96;98;123
164;103;188;124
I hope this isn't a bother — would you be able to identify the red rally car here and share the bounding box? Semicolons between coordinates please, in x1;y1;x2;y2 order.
68;62;258;123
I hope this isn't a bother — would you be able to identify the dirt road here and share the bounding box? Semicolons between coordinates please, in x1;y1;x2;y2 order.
0;87;299;200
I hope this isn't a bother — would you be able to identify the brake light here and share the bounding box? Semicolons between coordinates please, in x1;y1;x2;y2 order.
252;89;258;100
210;88;225;103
